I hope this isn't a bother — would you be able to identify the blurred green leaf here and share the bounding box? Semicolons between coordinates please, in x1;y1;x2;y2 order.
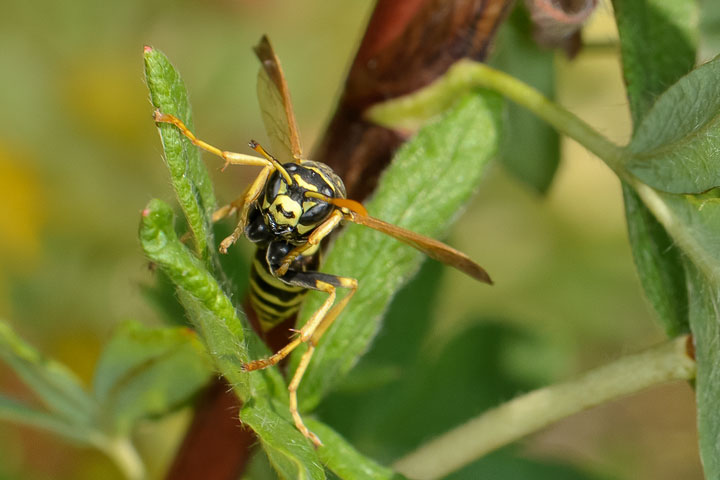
295;92;501;410
341;323;543;461
612;0;695;336
241;399;325;480
144;46;217;262
490;7;559;194
305;418;405;480
92;320;214;434
700;0;720;60
320;316;587;478
445;448;606;480
139;268;188;326
626;56;720;194
0;320;96;426
0;394;97;445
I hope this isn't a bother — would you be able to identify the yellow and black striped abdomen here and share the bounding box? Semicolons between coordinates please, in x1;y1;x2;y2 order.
249;247;308;330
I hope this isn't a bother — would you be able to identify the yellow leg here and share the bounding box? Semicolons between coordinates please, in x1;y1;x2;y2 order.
153;110;272;170
288;345;321;446
287;276;357;447
275;210;344;276
244;275;358;446
219;165;272;253
243;279;336;371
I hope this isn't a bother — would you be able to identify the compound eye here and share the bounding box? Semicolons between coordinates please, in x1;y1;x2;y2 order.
299;201;332;225
264;171;285;200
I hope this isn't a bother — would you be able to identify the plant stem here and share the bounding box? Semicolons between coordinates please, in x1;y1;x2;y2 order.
368;59;627;175
392;335;695;480
95;435;146;480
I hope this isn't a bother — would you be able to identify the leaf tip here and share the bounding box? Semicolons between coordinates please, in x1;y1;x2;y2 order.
143;45;153;54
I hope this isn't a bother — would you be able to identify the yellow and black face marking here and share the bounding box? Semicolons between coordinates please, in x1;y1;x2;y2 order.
254;160;346;243
152;35;492;448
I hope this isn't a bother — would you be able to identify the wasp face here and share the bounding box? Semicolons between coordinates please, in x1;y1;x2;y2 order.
258;161;345;243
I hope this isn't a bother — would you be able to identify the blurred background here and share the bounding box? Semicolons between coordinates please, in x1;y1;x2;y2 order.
0;0;705;479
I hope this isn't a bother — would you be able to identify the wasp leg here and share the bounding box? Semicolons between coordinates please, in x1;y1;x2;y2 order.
219;165;272;253
243;270;358;447
275;210;344;276
153;110;273;170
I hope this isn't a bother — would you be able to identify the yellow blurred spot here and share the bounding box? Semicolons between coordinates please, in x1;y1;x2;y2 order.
52;329;101;384
61;58;151;147
0;146;46;268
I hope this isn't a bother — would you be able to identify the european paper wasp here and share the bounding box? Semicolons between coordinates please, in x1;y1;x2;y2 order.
153;36;492;446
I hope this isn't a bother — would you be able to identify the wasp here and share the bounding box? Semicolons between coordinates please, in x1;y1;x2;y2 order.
153;36;492;447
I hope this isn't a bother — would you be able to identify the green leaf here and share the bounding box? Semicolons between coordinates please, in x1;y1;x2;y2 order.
686;262;720;476
240;399;325;480
612;0;697;126
622;185;688;335
144;46;217;261
0;320;96;426
305;418;405;480
322;322;548;462
626;56;720;194
612;0;696;335
138;199;284;402
631;185;720;478
650;190;720;284
294;91;501;410
92;320;214;434
0;394;97;445
490;7;559;194
445;448;604;480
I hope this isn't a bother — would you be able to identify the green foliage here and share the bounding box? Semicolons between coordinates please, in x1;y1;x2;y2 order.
364;2;716;476
621;186;688;336
612;0;696;337
612;0;696;126
293;92;501;411
700;0;720;60
317;261;603;478
490;7;559;194
304;419;406;480
611;3;720;474
2;9;715;478
686;263;720;477
626;57;720;194
241;399;325;480
0;321;96;427
0;318;215;478
144;47;217;263
92;320;213;435
138;199;254;397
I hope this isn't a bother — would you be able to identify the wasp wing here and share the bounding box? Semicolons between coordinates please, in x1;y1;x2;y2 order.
349;212;493;284
254;35;303;163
